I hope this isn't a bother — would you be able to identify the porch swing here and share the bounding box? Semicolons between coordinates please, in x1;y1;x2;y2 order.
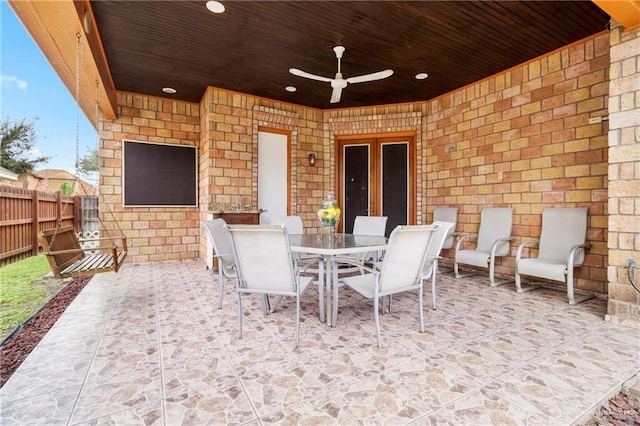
38;34;127;279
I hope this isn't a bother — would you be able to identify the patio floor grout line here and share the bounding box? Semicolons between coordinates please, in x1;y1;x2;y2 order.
153;265;169;426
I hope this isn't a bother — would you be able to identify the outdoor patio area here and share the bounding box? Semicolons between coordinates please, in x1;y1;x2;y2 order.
0;259;638;425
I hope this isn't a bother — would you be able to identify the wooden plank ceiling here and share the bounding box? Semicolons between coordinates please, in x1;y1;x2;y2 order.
90;1;610;109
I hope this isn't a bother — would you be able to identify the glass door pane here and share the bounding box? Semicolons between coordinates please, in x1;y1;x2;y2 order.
342;144;370;234
380;142;409;236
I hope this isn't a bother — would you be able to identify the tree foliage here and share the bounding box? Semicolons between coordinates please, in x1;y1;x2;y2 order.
60;182;74;195
77;146;99;176
0;116;50;174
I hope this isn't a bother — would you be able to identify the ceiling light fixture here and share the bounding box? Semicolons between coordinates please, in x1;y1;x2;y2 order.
82;10;92;34
285;86;297;92
162;87;177;94
206;1;225;14
415;72;429;80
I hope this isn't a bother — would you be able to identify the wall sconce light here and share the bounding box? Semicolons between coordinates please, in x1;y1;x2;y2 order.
308;153;316;166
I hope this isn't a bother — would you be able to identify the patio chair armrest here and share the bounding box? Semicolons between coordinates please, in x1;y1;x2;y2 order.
568;242;592;268
516;239;540;262
455;233;478;252
490;236;515;256
213;253;234;260
297;257;322;274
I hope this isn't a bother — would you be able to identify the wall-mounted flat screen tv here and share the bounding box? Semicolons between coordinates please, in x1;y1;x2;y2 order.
123;140;197;207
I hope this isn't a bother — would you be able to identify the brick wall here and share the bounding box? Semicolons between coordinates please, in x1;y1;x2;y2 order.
197;88;325;263
605;21;640;326
101;33;615;301
424;32;610;295
100;93;201;263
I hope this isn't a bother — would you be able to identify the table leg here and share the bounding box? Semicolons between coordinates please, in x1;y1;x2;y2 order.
318;259;325;323
325;255;333;327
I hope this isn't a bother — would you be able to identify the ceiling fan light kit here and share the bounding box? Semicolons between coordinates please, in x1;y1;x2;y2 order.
289;45;393;103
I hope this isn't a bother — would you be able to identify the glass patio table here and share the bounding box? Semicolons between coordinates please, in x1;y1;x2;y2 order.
289;233;388;327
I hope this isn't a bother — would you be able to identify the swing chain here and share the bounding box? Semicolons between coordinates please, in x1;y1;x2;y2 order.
93;81;125;239
48;33;84;249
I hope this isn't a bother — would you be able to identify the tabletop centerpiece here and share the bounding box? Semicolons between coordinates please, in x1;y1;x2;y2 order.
317;193;341;235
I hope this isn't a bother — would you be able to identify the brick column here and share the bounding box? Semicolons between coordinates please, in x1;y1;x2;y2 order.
606;20;640;326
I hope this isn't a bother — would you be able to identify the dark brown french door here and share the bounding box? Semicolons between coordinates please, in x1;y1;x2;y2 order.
337;136;415;236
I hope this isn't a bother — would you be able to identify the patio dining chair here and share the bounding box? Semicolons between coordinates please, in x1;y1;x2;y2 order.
336;225;436;348
271;215;304;234
227;224;313;347
271;215;320;263
270;215;324;316
433;207;458;250
201;219;236;309
515;207;594;305
334;215;388;274
454;207;515;286
422;221;456;310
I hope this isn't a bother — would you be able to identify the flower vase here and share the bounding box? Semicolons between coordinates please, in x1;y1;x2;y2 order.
317;193;341;236
321;220;340;235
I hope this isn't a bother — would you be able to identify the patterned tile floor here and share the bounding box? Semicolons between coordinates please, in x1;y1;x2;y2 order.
1;259;638;425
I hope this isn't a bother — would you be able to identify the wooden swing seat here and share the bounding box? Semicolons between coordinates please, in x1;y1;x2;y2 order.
38;225;128;279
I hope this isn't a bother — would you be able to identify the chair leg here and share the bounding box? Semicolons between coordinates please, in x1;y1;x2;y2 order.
318;260;325;323
431;270;437;310
261;295;270;315
567;270;595;305
418;286;424;333
332;267;339;327
217;268;224;309
269;296;284;313
515;270;541;293
295;293;300;347
237;292;243;339
374;294;382;348
489;257;513;287
454;261;479;279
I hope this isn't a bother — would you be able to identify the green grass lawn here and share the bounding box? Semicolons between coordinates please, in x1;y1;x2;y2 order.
0;255;66;341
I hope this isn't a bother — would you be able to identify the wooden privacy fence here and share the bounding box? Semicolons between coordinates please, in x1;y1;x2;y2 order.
0;185;98;266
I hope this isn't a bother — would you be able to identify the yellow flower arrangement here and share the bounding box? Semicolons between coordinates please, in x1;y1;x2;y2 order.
317;205;341;227
317;194;341;228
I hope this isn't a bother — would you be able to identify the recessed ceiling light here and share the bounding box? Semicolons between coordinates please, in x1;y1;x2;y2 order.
206;1;225;13
285;86;297;92
162;87;177;94
415;72;429;80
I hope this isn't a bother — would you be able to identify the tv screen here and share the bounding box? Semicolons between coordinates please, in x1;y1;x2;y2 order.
123;140;197;206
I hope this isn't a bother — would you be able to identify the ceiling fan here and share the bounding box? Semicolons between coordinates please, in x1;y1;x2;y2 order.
289;46;393;103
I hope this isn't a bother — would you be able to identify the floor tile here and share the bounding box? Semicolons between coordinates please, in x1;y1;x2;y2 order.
1;260;637;425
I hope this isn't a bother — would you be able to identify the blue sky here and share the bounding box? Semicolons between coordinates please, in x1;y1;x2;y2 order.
1;1;97;174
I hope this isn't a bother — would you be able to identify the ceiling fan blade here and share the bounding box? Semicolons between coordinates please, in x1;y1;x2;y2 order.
330;86;343;103
346;69;394;84
289;68;332;83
